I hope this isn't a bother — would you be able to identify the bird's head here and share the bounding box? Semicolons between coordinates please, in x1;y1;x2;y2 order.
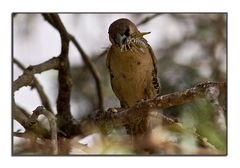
108;18;150;52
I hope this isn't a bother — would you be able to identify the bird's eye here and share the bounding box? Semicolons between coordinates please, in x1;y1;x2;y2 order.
124;28;130;36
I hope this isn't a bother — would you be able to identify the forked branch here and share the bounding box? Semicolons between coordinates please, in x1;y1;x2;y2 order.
30;106;58;154
13;57;60;92
13;58;53;112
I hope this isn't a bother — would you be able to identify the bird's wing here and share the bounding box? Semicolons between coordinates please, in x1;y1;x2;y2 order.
146;43;157;70
106;47;111;70
146;43;161;95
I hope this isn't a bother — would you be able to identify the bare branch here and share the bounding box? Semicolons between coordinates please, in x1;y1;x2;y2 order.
95;81;227;131
137;13;164;26
42;14;69;40
13;132;30;138
68;34;104;111
30;106;58;155
15;104;31;119
13;58;26;70
13;57;60;92
13;58;53;112
90;81;226;150
92;49;108;62
43;13;76;136
13;103;30;129
13;102;49;138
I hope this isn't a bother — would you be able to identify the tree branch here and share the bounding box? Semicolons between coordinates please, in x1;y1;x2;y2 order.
43;13;77;136
13;57;60;92
43;14;104;111
13;58;53;112
13;102;49;138
95;81;226;131
68;34;104;111
42;14;69;40
137;13;164;26
30;106;58;155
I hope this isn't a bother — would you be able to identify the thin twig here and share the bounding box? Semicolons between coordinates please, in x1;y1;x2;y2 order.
92;49;108;62
15;104;31;119
13;57;60;92
13;58;53;112
13;103;30;129
13;58;26;70
137;13;164;26
31;106;58;155
13;132;29;138
68;34;104;111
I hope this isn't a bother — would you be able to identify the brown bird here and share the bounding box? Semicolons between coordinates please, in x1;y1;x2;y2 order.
107;18;160;107
106;18;160;134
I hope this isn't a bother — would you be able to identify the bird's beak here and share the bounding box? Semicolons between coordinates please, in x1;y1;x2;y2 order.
140;32;151;37
116;33;127;47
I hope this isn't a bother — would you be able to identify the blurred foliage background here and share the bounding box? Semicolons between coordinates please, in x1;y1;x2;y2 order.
13;13;226;155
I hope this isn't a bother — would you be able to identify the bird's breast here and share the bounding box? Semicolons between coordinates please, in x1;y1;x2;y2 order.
109;45;155;107
110;46;153;78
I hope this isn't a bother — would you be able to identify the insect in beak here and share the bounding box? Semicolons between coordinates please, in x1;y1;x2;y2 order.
116;33;127;47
